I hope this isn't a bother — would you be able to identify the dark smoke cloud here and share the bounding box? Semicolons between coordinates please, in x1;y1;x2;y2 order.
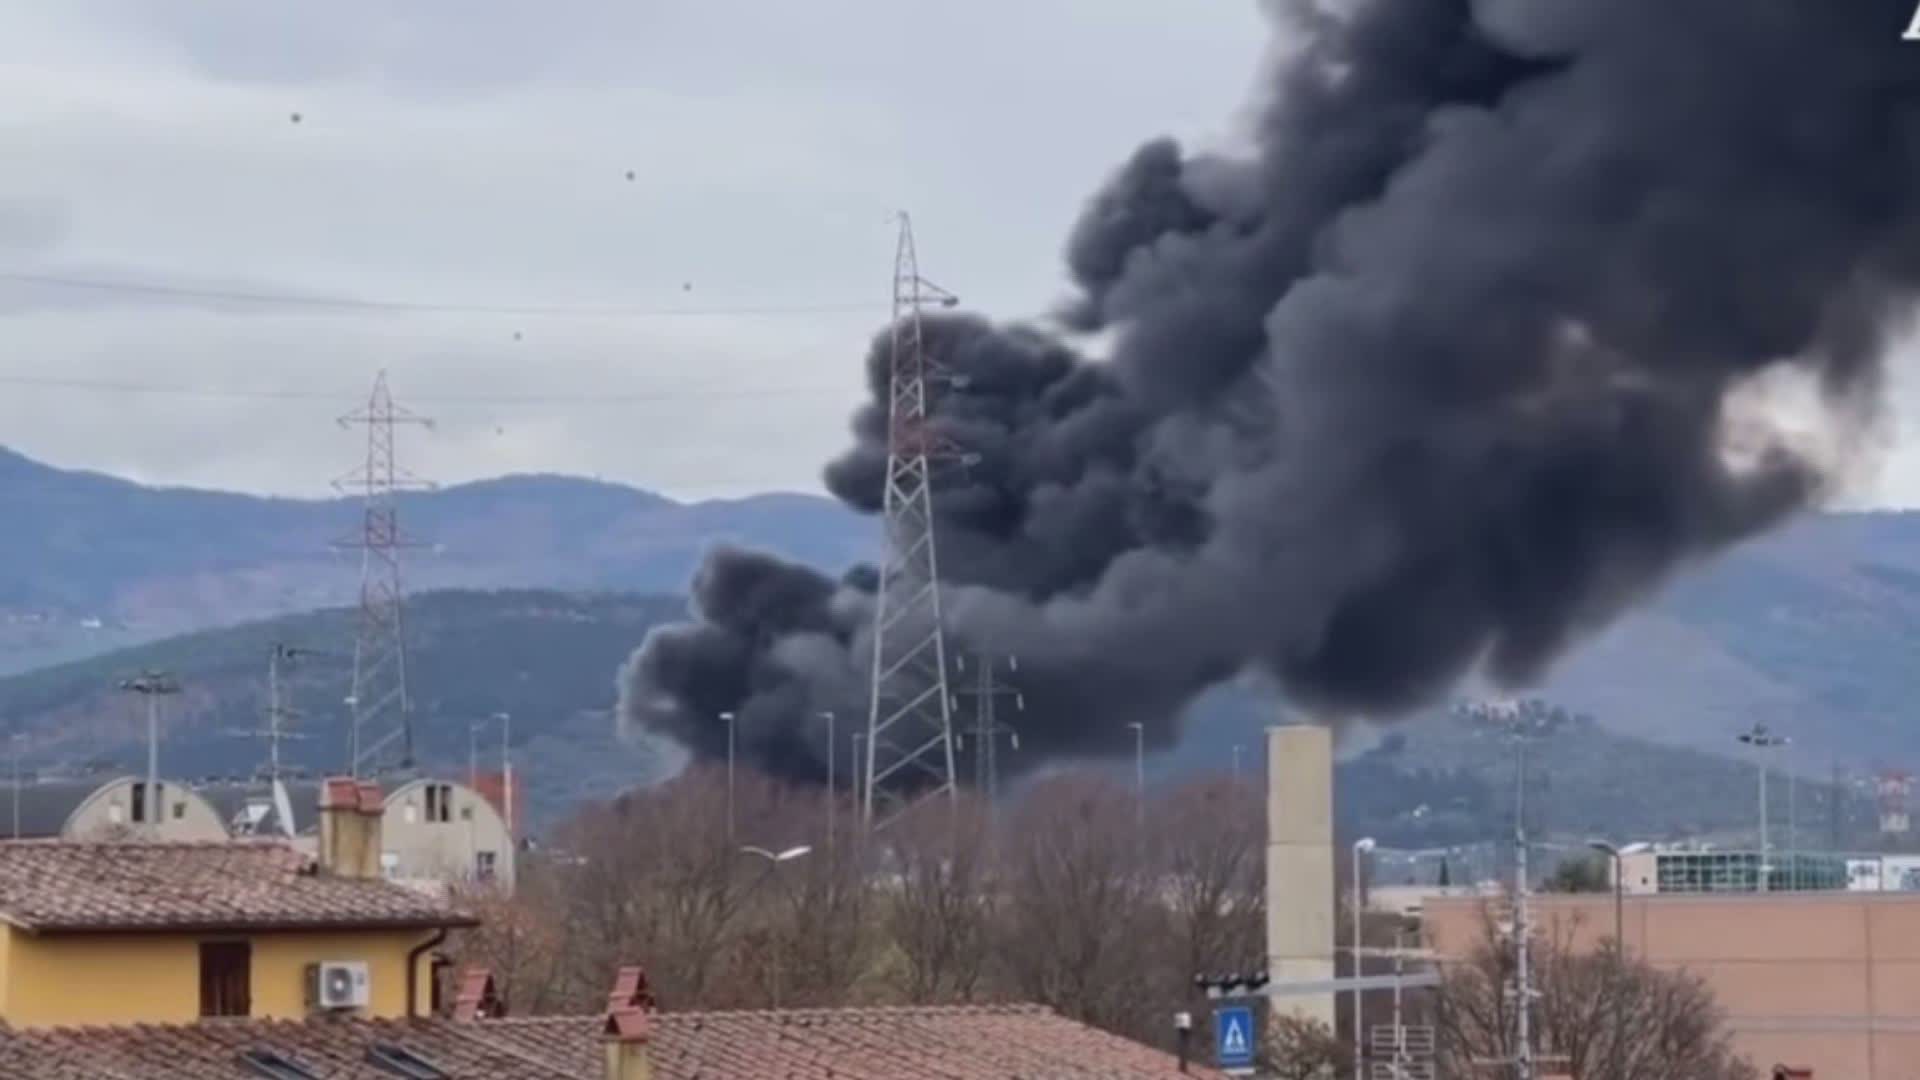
623;0;1920;782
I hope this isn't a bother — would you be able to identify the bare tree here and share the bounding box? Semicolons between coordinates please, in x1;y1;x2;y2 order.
1260;1014;1349;1080
879;792;1000;1003
1157;775;1265;989
1432;906;1754;1080
446;869;572;1014
548;766;758;1008
997;772;1162;1039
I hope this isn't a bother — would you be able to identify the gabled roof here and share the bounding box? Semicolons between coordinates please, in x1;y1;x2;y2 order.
0;841;475;933
0;1005;1220;1079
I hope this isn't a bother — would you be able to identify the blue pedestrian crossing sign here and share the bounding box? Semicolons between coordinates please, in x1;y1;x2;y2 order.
1214;1004;1255;1072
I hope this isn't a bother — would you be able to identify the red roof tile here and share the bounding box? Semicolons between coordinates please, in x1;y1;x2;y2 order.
0;1005;1222;1079
487;1005;1222;1080
0;840;474;933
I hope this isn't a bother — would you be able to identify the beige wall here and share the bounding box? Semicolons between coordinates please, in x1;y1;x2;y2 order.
0;926;438;1028
382;779;515;891
1424;892;1920;1079
64;778;229;841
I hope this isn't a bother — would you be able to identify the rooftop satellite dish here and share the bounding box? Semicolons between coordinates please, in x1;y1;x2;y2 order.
272;777;297;838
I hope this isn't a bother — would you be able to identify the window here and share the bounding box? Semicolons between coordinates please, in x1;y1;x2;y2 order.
423;784;452;824
130;781;166;824
172;801;186;821
200;941;252;1017
475;851;497;882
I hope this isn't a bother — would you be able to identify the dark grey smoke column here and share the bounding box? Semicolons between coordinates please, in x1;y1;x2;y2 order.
622;0;1920;783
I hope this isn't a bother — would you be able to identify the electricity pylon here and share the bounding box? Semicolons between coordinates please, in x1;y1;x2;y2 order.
863;212;966;831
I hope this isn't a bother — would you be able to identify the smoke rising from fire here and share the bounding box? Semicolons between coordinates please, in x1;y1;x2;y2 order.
622;0;1920;781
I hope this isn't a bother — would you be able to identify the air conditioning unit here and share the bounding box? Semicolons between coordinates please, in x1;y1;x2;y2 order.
309;961;371;1010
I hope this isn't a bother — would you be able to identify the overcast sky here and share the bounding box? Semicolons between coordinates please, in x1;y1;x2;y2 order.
0;1;1271;500
3;2;1919;508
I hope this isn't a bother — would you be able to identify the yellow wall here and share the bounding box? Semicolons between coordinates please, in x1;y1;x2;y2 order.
1;925;439;1028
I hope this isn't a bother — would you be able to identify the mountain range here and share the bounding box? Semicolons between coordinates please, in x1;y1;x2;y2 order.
5;444;1920;829
0;446;870;673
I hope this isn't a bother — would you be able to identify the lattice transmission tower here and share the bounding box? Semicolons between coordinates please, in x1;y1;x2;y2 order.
863;212;966;830
335;371;434;778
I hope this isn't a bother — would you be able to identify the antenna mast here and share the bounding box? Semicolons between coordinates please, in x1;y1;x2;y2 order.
863;213;965;830
335;371;434;778
222;643;322;782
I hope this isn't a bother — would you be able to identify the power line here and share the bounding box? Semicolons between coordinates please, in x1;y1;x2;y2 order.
0;372;850;405
0;269;887;319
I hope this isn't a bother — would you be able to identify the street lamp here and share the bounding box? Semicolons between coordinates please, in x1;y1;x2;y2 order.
1588;840;1625;949
1127;722;1145;831
118;670;180;831
1737;723;1789;892
1352;836;1376;1080
741;844;813;1008
719;711;737;843
819;711;836;849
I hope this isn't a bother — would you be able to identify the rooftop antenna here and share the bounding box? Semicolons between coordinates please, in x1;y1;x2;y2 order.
335;371;434;779
221;643;329;784
863;211;968;832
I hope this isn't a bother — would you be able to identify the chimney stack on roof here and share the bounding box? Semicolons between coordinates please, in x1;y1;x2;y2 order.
601;966;656;1080
451;967;504;1022
318;777;384;880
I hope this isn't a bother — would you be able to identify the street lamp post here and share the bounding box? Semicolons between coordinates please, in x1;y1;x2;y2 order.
494;712;513;838
1588;841;1624;948
1352;836;1376;1080
851;731;864;818
1127;722;1145;832
1589;839;1629;1076
1737;723;1789;892
118;671;180;832
719;711;737;843
819;711;836;850
8;732;21;840
741;844;813;1008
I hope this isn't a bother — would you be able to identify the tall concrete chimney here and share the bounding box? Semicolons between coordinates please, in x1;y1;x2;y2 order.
1266;724;1334;1028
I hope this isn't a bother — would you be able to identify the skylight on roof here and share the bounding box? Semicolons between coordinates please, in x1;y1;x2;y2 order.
367;1043;451;1079
237;1048;320;1080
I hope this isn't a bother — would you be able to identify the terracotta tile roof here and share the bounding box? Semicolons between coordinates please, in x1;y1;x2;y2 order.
485;1005;1222;1079
0;1017;575;1079
0;1005;1221;1079
0;840;475;933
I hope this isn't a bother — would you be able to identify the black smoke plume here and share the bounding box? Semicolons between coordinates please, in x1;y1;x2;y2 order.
623;0;1920;782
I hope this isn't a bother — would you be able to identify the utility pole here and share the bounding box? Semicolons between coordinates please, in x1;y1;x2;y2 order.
118;670;181;831
863;211;965;831
335;370;433;779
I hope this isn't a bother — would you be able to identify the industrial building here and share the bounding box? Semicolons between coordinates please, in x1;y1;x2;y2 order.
1424;888;1920;1078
